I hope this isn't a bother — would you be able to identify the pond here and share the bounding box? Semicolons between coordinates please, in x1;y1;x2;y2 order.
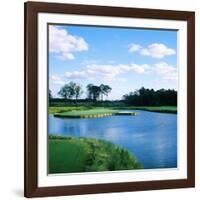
48;110;177;169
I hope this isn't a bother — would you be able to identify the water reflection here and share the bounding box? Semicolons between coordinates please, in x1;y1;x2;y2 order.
49;110;177;169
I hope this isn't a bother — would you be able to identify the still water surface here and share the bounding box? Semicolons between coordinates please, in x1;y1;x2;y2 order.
49;110;177;169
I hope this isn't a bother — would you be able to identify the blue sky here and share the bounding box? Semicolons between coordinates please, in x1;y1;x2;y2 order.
49;24;177;100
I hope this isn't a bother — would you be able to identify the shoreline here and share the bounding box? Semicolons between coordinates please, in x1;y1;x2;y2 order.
49;106;177;116
49;135;142;174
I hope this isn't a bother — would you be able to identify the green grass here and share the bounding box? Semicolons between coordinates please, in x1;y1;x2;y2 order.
49;135;142;174
54;108;120;118
49;106;177;116
114;106;177;113
53;108;138;118
49;136;89;173
48;106;90;114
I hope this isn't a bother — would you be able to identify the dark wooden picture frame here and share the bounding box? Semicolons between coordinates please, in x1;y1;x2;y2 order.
24;1;195;198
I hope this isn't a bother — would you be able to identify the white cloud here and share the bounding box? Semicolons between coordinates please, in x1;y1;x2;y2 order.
50;63;151;85
163;73;178;81
154;62;176;74
154;62;177;81
64;71;88;79
51;62;177;86
129;43;176;58
51;75;65;85
129;44;142;52
56;53;75;60
141;43;176;58
49;25;88;60
87;63;150;80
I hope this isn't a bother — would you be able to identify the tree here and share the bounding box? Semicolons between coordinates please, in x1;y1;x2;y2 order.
100;84;112;101
86;84;94;100
58;82;83;100
93;86;101;101
58;84;72;99
87;84;112;101
49;89;53;99
74;85;83;101
68;81;76;98
86;84;101;101
123;87;177;106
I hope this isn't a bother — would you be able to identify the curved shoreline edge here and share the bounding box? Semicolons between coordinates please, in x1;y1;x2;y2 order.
54;111;138;118
131;108;177;114
49;135;143;174
49;106;177;117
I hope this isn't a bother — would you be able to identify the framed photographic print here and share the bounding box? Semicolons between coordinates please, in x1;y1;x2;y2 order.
24;1;195;198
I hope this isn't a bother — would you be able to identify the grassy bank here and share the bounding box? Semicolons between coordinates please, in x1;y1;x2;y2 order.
49;106;177;115
49;135;142;174
48;106;89;114
54;108;117;118
115;106;177;114
54;108;137;118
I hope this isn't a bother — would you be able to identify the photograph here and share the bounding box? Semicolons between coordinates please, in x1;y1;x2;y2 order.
24;2;195;197
48;24;178;174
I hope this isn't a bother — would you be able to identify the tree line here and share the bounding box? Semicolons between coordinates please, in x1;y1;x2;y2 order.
50;81;112;102
49;83;177;106
123;87;177;106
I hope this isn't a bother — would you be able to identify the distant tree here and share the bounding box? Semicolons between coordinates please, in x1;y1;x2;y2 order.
58;84;72;99
68;82;77;98
49;89;53;99
86;84;101;101
100;84;112;101
123;87;177;106
58;82;83;100
91;86;101;101
86;84;94;100
74;85;83;101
